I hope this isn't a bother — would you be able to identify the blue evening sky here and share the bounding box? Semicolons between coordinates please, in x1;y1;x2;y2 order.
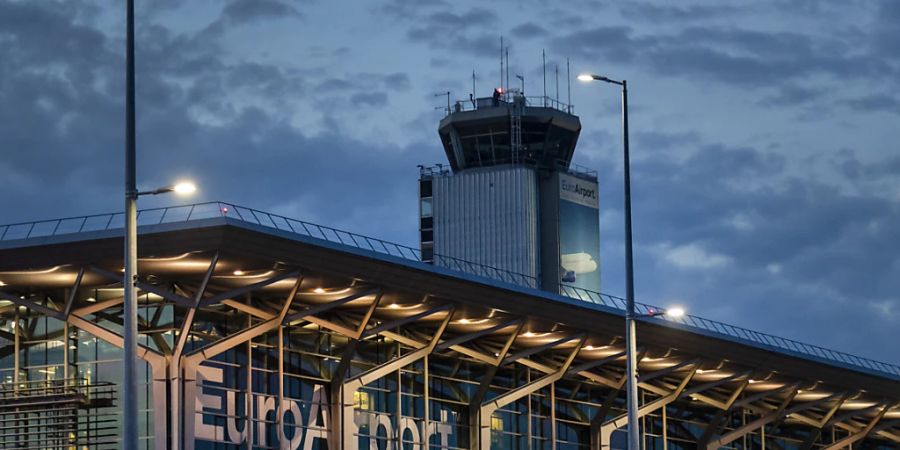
1;0;898;363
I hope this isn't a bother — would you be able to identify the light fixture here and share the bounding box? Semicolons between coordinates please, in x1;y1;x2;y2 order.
458;318;471;324
522;331;536;338
173;182;197;195
388;303;400;309
577;74;595;81
0;280;6;286
233;270;245;276
666;306;686;319
313;287;326;294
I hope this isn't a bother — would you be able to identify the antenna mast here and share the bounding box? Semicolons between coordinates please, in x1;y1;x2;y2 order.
472;70;476;107
500;36;504;94
567;58;572;113
542;49;547;106
434;91;451;115
505;46;510;100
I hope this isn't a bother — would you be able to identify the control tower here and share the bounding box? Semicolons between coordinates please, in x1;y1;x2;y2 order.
419;88;601;294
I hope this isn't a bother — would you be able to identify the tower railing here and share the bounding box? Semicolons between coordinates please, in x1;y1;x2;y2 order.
448;94;573;115
2;202;899;379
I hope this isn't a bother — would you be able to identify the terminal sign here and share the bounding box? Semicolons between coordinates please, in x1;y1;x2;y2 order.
195;364;454;449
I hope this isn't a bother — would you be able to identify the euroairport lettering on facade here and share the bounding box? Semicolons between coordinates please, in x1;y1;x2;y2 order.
195;365;455;449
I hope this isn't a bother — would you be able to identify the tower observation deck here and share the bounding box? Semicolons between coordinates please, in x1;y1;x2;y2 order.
438;90;582;171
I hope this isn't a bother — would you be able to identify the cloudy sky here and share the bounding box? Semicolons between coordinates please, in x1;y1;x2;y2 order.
1;0;898;363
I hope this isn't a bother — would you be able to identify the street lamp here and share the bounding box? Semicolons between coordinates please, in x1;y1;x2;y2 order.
123;1;197;447
124;177;196;449
578;72;642;450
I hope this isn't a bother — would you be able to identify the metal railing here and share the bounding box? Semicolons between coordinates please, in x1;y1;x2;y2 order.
419;160;597;179
0;202;539;288
0;378;116;404
448;94;574;116
2;202;899;378
418;164;452;178
558;284;900;378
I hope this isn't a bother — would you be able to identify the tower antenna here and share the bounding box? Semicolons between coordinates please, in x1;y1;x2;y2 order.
543;48;547;106
500;36;504;94
505;46;510;100
434;91;451;115
472;69;477;108
567;57;572;113
556;64;560;107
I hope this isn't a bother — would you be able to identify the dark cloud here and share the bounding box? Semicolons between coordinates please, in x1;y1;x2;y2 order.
844;94;900;114
400;8;500;58
220;0;301;25
383;73;412;91
760;84;823;107
198;0;302;39
379;0;449;19
620;3;738;23
350;91;388;107
552;24;894;89
510;22;548;39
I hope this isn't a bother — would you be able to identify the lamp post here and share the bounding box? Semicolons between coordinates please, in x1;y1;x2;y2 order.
578;73;689;450
123;1;137;446
123;1;196;446
577;72;639;450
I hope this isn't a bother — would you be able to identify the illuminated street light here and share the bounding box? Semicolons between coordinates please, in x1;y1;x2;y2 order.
579;71;641;450
645;306;686;319
122;2;197;447
137;181;197;196
173;182;197;195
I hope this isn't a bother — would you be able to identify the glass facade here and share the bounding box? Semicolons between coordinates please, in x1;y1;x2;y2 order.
1;302;898;450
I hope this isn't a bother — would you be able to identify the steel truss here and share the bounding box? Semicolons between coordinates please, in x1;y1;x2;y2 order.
1;253;899;450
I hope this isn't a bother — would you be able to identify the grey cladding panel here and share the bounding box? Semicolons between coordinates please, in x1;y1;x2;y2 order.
432;167;539;279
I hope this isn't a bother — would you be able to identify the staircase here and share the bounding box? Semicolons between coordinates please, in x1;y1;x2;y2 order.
0;378;117;449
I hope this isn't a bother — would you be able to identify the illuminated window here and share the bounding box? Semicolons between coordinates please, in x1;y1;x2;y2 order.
490;416;503;431
355;390;370;410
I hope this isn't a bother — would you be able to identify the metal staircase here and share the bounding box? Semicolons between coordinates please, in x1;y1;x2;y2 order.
0;378;118;449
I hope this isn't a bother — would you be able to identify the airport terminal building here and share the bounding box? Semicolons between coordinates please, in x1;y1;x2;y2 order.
1;93;899;450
